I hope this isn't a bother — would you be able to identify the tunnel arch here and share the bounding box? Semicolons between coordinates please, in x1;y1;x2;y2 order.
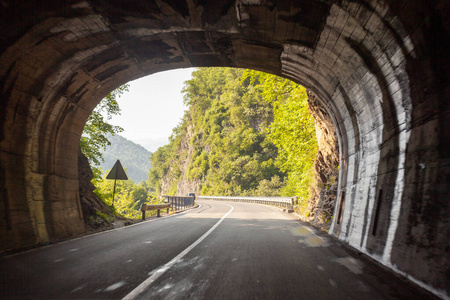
0;0;448;297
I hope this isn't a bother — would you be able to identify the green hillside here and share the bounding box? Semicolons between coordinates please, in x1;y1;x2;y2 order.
149;68;317;201
100;134;151;183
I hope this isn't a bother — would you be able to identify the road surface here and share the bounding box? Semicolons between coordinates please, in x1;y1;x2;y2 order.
0;200;437;299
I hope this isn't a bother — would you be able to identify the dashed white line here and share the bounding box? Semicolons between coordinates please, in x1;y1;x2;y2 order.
105;281;125;292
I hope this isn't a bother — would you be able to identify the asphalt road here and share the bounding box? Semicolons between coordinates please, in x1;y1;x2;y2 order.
0;200;437;299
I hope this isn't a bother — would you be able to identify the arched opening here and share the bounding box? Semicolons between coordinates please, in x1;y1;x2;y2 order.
78;67;340;232
0;1;448;296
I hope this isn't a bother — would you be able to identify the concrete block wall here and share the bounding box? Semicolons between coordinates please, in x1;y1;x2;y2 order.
0;0;447;297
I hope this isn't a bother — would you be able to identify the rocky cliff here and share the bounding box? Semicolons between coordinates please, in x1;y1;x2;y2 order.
160;123;201;196
176;123;201;196
305;90;339;229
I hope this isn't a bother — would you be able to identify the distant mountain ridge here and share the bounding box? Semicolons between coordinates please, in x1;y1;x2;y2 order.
134;137;169;152
99;134;151;183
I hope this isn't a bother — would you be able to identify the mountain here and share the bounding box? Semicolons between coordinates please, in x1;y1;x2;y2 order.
133;137;169;152
99;134;151;183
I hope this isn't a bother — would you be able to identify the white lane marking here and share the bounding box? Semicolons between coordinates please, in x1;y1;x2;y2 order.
143;241;152;244
70;283;87;293
122;204;234;300
69;248;80;252
54;258;64;262
333;257;363;274
157;283;173;293
329;279;337;288
104;281;126;292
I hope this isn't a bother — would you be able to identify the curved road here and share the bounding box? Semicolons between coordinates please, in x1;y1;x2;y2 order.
0;200;436;299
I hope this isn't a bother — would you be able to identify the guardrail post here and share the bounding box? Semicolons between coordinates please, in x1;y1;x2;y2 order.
141;204;147;220
157;209;161;217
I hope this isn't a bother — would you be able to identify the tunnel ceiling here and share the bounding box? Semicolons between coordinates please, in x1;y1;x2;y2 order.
0;0;449;297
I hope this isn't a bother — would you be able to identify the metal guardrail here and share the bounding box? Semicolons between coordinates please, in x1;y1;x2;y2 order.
198;196;296;212
140;203;171;220
163;195;195;211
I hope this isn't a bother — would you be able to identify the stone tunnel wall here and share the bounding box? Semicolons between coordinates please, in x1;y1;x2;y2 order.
0;0;448;297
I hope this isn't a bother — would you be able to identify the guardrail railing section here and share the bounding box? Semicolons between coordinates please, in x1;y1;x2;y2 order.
163;195;196;211
198;196;296;212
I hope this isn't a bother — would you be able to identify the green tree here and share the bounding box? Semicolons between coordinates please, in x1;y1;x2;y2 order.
242;70;318;202
80;84;129;181
268;85;317;200
94;171;161;219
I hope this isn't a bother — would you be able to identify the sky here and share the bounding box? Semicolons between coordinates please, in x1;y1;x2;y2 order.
107;68;196;152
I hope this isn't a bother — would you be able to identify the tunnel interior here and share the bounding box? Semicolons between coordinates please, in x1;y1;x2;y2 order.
0;0;448;297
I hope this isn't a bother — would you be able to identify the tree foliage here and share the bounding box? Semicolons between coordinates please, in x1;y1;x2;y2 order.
80;84;161;220
80;84;129;180
242;70;318;200
94;172;161;219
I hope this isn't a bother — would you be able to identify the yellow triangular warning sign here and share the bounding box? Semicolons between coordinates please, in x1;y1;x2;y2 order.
106;160;128;180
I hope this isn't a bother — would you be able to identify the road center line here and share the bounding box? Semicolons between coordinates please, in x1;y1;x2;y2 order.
122;204;234;300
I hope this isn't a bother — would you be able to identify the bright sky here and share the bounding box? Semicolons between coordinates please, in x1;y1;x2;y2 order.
107;68;196;152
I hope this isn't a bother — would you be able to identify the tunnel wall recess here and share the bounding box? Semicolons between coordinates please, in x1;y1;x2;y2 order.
0;0;448;297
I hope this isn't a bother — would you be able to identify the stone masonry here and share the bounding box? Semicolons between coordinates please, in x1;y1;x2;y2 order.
0;0;448;297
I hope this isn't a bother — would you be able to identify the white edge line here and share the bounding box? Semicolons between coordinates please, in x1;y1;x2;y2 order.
122;204;234;300
2;204;203;259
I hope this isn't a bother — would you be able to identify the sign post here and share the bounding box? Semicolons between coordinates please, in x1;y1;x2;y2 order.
106;160;128;207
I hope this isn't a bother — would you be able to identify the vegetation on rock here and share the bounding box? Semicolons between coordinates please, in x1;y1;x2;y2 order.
80;84;128;180
148;68;318;207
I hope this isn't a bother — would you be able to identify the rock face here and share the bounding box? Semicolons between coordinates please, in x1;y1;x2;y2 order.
306;91;340;229
160;123;200;197
175;125;201;196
